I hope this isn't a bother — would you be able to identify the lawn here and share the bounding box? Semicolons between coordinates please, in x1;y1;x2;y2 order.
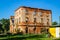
0;34;58;40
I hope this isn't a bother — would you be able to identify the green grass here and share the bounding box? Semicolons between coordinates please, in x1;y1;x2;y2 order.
25;38;53;40
0;34;58;40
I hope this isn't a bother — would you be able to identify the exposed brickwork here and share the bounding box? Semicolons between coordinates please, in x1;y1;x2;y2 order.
10;6;52;34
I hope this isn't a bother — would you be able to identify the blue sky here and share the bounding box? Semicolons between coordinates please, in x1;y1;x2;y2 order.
0;0;60;23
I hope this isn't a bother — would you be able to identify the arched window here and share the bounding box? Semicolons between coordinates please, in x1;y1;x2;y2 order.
12;18;14;23
19;17;20;23
47;22;49;26
33;10;36;16
41;18;43;23
34;18;36;23
26;17;29;23
38;12;42;17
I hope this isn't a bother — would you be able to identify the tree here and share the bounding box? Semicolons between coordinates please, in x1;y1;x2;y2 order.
0;23;3;33
52;21;58;25
0;18;10;34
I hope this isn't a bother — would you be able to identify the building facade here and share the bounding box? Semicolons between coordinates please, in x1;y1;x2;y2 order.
10;6;52;34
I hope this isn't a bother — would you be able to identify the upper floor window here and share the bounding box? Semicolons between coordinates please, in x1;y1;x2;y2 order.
47;22;49;26
16;12;18;16
41;18;43;23
12;18;14;23
16;19;18;24
17;18;19;23
19;17;20;23
26;17;29;23
38;12;42;16
47;15;49;17
40;12;42;16
25;10;28;15
33;11;36;16
46;14;50;17
23;9;28;12
34;18;36;23
47;19;49;22
23;9;28;15
19;10;20;14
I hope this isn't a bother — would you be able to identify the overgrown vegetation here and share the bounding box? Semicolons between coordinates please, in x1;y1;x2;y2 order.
52;21;58;25
0;34;53;40
0;18;59;40
0;18;10;34
0;34;58;40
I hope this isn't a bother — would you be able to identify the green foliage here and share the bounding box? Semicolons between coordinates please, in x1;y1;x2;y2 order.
52;21;58;25
0;18;10;33
54;38;60;40
0;34;54;40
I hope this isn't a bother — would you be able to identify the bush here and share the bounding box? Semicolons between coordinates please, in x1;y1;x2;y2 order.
54;38;60;40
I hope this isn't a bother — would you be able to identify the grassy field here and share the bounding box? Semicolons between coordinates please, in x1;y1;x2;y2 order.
0;34;59;40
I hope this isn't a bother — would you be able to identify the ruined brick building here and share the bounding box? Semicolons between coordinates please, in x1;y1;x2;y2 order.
10;6;52;34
